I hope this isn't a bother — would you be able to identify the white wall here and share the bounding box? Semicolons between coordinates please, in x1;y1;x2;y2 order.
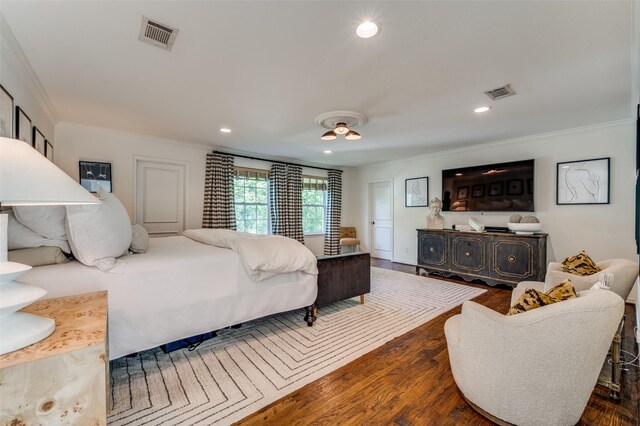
53;122;352;256
0;15;57;142
345;120;637;268
54;122;210;231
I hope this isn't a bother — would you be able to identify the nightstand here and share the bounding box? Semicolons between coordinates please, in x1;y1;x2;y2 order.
0;291;108;425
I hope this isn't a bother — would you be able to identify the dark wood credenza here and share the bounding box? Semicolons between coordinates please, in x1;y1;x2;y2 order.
416;228;547;288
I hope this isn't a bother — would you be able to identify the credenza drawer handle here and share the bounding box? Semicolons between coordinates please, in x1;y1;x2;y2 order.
465;252;471;257
429;247;435;253
508;255;516;263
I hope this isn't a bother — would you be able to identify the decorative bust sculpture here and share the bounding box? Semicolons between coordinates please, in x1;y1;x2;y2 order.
427;197;444;230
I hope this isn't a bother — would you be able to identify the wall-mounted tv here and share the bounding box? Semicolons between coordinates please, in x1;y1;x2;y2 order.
442;159;534;212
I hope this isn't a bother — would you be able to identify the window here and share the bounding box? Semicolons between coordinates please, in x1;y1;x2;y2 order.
234;168;269;234
302;176;327;234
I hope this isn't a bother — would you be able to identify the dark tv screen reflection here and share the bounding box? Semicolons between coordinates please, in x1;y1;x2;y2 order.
442;159;534;212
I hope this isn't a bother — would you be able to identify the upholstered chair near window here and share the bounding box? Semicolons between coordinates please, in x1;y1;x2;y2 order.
339;227;360;253
445;289;624;426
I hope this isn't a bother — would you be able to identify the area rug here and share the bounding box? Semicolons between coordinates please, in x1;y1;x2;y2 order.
108;267;485;425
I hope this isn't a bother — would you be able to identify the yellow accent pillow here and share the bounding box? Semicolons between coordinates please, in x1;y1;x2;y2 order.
561;250;601;276
509;280;576;315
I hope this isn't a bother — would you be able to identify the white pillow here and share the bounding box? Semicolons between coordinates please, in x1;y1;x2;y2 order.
130;224;149;254
66;188;132;271
7;211;71;253
13;205;68;240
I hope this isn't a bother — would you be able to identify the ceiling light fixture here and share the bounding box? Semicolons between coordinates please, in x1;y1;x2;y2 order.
474;106;492;113
315;111;368;142
220;128;231;133
356;21;379;39
323;150;333;154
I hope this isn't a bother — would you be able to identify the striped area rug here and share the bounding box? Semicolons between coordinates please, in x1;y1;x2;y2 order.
108;267;485;425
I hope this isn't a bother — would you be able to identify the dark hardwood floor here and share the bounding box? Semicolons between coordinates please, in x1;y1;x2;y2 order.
237;259;640;425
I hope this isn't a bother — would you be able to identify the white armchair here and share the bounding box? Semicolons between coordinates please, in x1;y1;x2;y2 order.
511;258;638;304
445;289;624;426
545;258;638;300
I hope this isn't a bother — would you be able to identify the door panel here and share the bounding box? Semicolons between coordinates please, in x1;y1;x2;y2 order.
370;181;393;260
135;160;185;236
450;235;487;273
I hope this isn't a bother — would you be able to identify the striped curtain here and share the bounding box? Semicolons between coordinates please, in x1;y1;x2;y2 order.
269;163;287;236
287;165;304;243
269;163;304;243
323;169;343;255
202;152;236;229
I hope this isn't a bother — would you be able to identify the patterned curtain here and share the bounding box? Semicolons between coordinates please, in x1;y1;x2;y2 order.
323;169;343;255
202;152;236;229
269;163;305;243
269;163;287;236
287;165;304;243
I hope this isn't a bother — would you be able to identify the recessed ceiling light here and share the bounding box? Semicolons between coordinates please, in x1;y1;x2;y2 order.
474;106;492;113
220;128;231;133
323;150;333;154
356;21;378;39
455;173;463;176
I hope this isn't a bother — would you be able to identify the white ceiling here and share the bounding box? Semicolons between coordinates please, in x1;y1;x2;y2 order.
0;1;634;167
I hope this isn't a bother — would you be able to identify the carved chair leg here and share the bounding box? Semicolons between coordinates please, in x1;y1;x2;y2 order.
304;304;317;327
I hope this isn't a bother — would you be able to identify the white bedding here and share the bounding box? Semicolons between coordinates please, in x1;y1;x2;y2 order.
183;228;318;281
17;236;318;360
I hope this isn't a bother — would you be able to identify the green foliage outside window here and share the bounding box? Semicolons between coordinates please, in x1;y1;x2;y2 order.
302;188;325;234
234;176;269;234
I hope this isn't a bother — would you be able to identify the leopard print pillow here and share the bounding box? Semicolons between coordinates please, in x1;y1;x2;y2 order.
509;280;576;315
561;251;601;276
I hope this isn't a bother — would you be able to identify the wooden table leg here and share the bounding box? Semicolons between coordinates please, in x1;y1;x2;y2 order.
360;295;365;304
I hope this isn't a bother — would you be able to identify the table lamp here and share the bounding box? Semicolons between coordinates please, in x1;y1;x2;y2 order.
0;137;99;355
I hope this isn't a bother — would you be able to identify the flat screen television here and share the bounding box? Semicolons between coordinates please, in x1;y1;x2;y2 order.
442;159;535;212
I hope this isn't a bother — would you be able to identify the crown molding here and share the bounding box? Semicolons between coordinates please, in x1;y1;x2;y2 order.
0;14;60;125
359;118;635;170
57;121;215;151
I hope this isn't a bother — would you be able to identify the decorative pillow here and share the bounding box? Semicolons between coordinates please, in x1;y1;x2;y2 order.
7;211;71;253
8;246;70;267
561;251;601;276
545;279;577;301
66;187;132;272
509;280;577;315
13;205;68;240
130;224;149;254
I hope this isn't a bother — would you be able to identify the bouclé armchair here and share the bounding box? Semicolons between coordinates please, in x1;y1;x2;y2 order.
445;289;624;426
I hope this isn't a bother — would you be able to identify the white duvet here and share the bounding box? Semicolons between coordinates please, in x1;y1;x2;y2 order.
183;228;318;281
18;236;318;359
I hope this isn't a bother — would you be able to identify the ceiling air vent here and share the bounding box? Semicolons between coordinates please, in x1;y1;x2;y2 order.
484;84;516;100
138;16;178;51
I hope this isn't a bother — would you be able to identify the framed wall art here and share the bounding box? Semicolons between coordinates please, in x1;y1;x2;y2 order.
0;85;14;138
471;184;485;198
557;157;610;205
33;126;45;155
405;176;429;207
15;106;31;145
79;161;112;193
45;140;54;161
457;186;469;200
507;179;524;196
488;181;503;197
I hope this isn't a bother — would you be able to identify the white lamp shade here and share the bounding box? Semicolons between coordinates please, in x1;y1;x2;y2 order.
0;137;99;206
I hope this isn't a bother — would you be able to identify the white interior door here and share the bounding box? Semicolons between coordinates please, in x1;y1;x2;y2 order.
369;180;393;260
135;160;185;236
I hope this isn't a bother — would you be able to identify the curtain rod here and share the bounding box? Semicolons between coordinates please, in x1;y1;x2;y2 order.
213;151;342;173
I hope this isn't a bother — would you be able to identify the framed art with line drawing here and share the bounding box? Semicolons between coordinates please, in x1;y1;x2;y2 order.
556;157;610;205
405;177;429;207
79;161;112;193
0;85;14;138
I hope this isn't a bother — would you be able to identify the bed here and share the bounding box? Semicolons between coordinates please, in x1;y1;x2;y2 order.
17;235;318;360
